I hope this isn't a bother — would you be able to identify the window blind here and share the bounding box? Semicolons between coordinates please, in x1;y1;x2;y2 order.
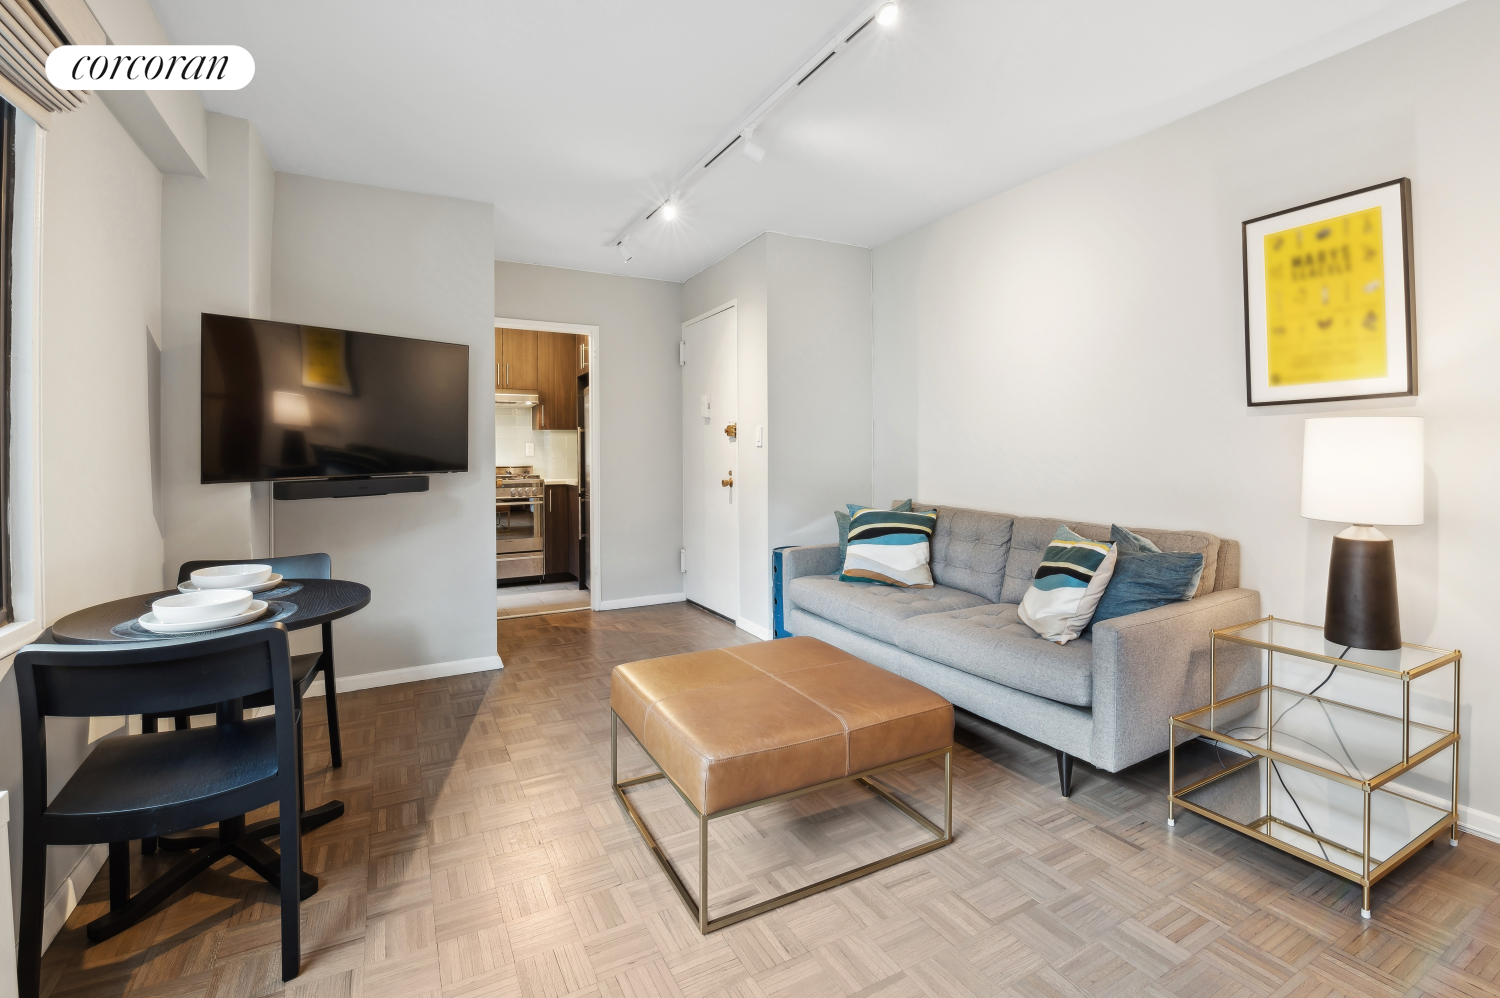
0;0;104;127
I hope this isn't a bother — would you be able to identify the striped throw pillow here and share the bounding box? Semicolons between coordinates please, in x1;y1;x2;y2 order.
1018;525;1118;643
839;508;937;588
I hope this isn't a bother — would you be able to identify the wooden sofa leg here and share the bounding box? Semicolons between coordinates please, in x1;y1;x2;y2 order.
1057;751;1075;797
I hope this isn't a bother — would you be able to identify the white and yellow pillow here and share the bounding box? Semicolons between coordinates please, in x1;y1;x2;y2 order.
1019;526;1117;643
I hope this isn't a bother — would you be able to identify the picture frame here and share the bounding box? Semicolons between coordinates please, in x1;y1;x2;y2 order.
1242;178;1416;406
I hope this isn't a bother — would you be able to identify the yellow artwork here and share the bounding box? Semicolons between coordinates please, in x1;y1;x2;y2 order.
300;326;353;394
1263;206;1386;386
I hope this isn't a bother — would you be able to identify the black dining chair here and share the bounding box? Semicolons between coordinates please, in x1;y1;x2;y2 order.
138;553;341;856
156;554;341;754
14;624;305;996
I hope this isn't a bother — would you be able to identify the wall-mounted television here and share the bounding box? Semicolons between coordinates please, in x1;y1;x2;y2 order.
201;313;469;484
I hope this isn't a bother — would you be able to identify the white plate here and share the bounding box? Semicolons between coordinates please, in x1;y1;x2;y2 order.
179;573;283;594
138;600;269;634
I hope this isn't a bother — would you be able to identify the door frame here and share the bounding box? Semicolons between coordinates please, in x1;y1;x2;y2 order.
494;316;600;610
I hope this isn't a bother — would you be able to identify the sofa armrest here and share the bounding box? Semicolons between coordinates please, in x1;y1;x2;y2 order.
782;543;841;582
1088;587;1262;771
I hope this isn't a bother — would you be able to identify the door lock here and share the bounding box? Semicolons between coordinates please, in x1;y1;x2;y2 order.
724;423;737;439
721;471;734;488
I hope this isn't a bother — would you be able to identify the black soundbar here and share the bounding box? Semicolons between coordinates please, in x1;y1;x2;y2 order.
273;476;429;500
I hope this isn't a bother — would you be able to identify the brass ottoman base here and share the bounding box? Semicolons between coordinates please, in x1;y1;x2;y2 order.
611;711;953;934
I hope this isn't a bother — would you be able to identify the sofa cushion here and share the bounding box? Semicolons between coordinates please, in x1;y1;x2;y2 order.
788;575;991;644
927;507;1014;603
894;604;1095;706
1001;517;1220;602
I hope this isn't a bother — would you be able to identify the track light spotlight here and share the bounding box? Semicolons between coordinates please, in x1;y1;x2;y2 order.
661;201;678;220
741;129;766;163
876;1;898;26
616;239;633;262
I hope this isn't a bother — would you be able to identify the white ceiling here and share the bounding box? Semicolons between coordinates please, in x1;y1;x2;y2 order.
149;0;1461;283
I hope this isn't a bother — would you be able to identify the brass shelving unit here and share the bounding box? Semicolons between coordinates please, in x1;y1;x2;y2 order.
1169;616;1460;918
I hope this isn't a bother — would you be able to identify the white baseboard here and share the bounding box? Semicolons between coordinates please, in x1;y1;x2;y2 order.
41;843;106;954
597;592;685;611
736;618;772;641
303;654;503;698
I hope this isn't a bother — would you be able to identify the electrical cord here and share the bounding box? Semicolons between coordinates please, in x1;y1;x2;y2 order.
1208;645;1352;862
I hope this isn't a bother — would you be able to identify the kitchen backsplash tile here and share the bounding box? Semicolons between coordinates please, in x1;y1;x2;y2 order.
495;407;578;479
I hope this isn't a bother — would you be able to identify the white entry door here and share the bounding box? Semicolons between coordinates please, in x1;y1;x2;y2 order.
682;305;739;619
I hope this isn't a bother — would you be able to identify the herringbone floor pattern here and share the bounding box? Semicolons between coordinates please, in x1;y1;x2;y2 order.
37;602;1500;998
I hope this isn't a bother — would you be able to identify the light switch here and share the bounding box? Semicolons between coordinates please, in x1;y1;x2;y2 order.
701;394;711;418
756;426;763;448
525;442;534;456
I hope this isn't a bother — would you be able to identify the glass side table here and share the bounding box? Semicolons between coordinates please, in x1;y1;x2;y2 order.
1168;615;1460;919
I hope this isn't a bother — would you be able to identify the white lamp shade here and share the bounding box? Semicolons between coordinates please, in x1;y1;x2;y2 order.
271;391;313;427
1301;417;1424;525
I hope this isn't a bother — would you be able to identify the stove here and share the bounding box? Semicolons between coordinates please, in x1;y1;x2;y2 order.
496;465;543;498
496;466;546;581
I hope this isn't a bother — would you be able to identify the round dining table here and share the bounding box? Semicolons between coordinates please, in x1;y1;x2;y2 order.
48;577;371;942
50;577;371;643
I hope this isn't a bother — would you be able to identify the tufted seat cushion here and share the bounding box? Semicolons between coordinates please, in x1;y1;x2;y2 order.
895;603;1095;706
787;575;991;644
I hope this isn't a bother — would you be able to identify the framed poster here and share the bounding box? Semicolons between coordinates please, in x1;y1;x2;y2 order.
1243;178;1416;406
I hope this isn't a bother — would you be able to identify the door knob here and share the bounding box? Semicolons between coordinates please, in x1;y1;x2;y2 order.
721;472;734;488
724;423;737;439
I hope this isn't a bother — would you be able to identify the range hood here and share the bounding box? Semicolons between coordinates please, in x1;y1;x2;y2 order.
495;391;540;407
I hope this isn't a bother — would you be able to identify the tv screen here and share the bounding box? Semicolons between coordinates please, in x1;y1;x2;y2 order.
201;313;469;484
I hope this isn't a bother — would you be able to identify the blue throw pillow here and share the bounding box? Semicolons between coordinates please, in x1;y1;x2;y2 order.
1091;524;1204;624
1110;523;1162;555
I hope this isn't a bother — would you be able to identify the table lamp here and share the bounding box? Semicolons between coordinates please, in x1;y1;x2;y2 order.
1301;416;1424;651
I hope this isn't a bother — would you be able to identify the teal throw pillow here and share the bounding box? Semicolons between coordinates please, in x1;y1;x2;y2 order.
1091;524;1204;624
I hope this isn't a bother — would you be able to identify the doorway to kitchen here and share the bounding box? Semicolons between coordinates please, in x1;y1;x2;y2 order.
494;318;597;618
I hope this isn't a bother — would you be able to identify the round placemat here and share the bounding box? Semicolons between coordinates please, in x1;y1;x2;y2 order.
111;600;299;641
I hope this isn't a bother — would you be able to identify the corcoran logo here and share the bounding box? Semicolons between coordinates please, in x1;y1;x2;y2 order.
45;45;254;90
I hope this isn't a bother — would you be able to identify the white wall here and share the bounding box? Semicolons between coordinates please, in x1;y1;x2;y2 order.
766;233;873;547
160;113;275;576
494;261;684;605
0;96;165;941
683;233;873;634
272;174;497;680
872;1;1500;825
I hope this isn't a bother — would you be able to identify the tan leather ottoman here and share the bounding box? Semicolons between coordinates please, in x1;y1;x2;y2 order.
610;636;953;932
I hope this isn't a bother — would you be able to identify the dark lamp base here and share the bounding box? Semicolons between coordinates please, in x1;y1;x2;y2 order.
1325;532;1401;651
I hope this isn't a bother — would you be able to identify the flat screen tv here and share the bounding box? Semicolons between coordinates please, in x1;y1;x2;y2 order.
201;313;469;484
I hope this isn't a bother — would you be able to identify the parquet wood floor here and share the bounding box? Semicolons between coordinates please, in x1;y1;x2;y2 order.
38;602;1500;998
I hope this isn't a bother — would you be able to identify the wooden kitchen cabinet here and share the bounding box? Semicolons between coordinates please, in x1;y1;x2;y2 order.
544;483;578;577
535;331;580;430
496;328;539;391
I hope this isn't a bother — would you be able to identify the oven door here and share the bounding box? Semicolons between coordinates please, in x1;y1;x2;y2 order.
496;498;544;554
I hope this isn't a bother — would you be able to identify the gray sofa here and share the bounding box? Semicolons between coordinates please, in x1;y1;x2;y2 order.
782;506;1260;795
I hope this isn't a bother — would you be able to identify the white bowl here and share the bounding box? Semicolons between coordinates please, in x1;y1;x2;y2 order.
190;564;273;589
139;600;268;634
153;589;254;623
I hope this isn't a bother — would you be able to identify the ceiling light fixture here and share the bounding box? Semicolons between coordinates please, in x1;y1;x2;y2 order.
608;0;905;259
616;239;633;262
740;128;766;163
